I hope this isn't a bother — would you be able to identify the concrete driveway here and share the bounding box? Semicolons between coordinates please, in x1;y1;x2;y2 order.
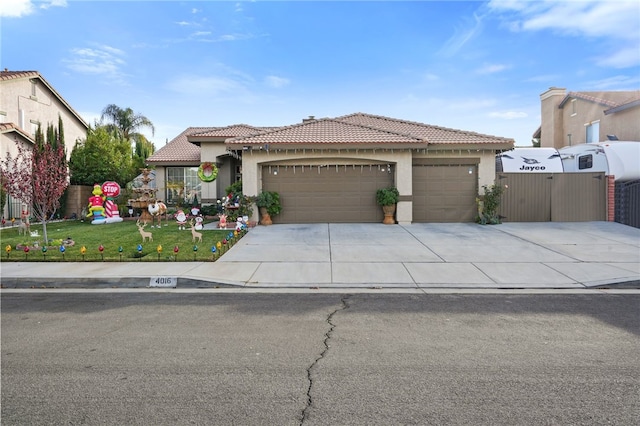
2;222;639;289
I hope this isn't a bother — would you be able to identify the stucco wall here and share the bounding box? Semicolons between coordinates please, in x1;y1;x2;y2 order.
240;148;497;224
1;78;87;157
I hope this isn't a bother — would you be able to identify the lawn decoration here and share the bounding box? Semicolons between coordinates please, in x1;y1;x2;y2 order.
194;215;204;230
18;209;30;235
175;210;188;230
128;168;158;224
136;219;153;242
87;184;107;224
197;162;218;182
148;200;168;228
219;214;227;229
189;219;203;243
101;181;123;224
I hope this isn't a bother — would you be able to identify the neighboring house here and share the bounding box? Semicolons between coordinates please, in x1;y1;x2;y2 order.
148;113;513;224
537;88;640;149
0;69;89;219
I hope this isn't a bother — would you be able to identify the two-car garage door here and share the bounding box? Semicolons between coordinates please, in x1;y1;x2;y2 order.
262;164;393;223
261;160;478;223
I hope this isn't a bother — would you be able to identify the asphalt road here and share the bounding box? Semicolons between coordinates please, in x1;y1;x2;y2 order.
2;292;639;425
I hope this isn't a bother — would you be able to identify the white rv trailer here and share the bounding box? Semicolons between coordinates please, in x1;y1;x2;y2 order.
496;147;564;173
558;141;640;182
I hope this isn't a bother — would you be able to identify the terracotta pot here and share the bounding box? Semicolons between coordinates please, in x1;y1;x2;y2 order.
381;204;396;225
259;207;272;226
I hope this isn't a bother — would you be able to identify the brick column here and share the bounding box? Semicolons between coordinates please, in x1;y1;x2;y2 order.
607;175;615;221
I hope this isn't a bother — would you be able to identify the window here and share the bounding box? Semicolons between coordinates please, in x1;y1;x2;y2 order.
30;120;40;135
585;121;599;143
165;167;201;206
571;99;577;116
0;111;6;123
578;155;593;170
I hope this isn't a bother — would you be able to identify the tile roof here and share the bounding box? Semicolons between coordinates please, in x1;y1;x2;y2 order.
336;113;514;145
189;124;278;139
0;70;39;81
225;117;428;147
146;127;211;164
0;122;34;144
558;90;640;109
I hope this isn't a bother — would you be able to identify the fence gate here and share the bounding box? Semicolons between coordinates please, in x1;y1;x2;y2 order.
615;179;640;228
497;172;606;222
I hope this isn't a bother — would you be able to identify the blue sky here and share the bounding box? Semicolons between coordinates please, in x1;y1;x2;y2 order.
2;0;639;148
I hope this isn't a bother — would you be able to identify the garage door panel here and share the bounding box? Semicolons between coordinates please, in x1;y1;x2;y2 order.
262;165;392;223
413;164;477;223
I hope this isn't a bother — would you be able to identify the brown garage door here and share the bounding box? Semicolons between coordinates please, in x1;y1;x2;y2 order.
413;162;478;222
262;164;394;223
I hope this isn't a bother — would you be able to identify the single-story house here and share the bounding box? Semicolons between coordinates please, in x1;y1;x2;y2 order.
147;113;514;224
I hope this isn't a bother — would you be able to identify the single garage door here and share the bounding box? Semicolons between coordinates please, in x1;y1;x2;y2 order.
262;164;394;223
413;161;478;222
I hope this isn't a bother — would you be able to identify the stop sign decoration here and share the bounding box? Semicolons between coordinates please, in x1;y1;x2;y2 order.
101;181;121;198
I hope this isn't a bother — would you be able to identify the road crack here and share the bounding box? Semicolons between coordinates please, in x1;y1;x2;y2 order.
300;294;351;425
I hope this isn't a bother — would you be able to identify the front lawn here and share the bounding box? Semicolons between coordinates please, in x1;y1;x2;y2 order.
0;218;245;262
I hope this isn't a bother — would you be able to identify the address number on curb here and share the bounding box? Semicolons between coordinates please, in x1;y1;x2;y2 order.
149;277;177;288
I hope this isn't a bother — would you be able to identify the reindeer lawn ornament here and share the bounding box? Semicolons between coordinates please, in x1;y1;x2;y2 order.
147;200;168;228
17;209;30;236
189;219;203;243
136;219;153;242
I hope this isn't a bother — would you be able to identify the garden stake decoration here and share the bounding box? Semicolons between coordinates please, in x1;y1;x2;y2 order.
5;244;11;259
23;245;29;260
173;245;179;261
59;245;65;261
216;241;222;255
118;246;123;261
99;244;104;261
80;245;87;261
210;245;217;261
42;246;47;260
157;244;163;261
137;244;143;260
193;245;198;260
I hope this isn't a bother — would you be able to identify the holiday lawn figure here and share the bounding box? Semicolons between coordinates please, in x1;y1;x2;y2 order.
194;215;204;230
102;181;123;223
87;184;107;224
175;210;188;230
219;214;227;229
148;200;168;228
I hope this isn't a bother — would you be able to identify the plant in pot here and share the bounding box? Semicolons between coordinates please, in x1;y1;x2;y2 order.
255;191;282;225
376;186;399;224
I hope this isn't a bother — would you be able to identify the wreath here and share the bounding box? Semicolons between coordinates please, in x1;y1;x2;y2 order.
198;162;218;182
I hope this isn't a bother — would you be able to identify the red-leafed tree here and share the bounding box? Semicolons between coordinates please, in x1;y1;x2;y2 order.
1;118;68;244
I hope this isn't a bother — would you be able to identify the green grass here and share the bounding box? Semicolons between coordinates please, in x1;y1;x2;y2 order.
0;219;245;262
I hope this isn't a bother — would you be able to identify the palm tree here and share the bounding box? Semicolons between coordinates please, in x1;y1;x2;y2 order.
100;104;156;163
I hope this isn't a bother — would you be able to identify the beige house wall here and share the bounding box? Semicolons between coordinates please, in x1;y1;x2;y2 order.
199;142;228;201
241;148;497;224
540;88;640;149
0;78;87;157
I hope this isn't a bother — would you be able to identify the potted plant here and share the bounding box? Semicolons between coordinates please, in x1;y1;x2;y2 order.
255;191;282;225
376;186;399;224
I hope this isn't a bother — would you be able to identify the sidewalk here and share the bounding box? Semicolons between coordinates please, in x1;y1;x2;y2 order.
1;222;639;289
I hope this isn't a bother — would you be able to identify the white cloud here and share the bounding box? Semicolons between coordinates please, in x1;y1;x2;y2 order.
440;12;486;57
40;0;66;10
0;0;66;17
264;75;290;89
475;63;511;74
488;0;640;68
0;0;34;17
63;44;128;84
488;111;528;120
586;75;640;90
